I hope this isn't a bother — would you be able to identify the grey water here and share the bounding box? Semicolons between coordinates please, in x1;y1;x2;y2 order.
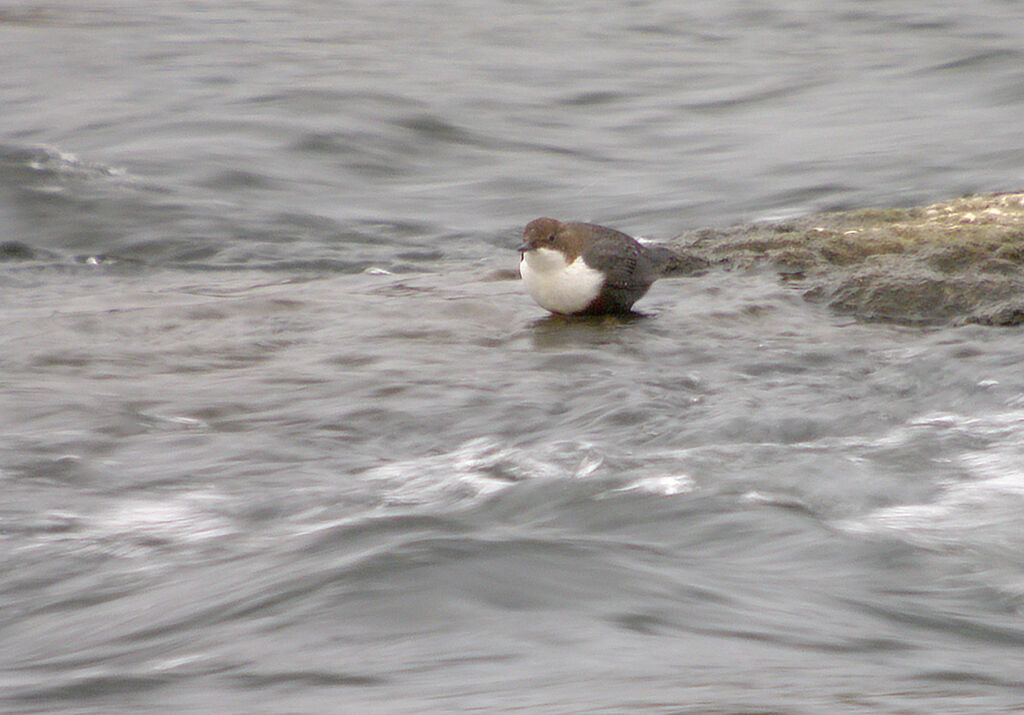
3;1;1024;712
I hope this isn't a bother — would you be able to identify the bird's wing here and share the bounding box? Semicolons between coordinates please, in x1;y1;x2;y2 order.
581;231;665;289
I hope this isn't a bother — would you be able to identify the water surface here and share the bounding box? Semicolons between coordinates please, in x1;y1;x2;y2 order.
3;1;1024;712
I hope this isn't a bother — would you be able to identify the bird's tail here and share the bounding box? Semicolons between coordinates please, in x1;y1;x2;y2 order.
646;244;684;274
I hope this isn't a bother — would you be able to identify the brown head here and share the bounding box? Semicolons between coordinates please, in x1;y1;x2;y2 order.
517;217;587;262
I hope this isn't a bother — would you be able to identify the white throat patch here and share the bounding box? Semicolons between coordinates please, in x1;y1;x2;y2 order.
520;247;605;314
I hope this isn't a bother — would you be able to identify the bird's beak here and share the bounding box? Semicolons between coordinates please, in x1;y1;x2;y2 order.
516;242;531;253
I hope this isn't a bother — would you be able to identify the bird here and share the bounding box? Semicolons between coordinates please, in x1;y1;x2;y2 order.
517;217;674;315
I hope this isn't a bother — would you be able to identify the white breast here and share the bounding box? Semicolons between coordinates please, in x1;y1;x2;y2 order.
520;247;605;314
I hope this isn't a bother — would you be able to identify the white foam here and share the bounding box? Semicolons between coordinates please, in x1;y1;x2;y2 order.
614;474;695;497
28;144;126;178
836;409;1024;544
360;437;607;507
33;493;236;560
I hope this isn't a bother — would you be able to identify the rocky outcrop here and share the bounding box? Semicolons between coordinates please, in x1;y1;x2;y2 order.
666;192;1024;326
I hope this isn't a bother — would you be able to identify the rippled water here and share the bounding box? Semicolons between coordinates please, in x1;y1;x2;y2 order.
3;1;1024;712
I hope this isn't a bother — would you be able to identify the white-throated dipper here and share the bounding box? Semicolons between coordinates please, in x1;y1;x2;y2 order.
518;217;674;315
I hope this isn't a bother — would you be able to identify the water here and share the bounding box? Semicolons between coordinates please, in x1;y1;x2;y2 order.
3;1;1024;712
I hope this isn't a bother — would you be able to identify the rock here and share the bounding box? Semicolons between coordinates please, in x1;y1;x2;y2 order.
665;191;1024;326
0;241;35;260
